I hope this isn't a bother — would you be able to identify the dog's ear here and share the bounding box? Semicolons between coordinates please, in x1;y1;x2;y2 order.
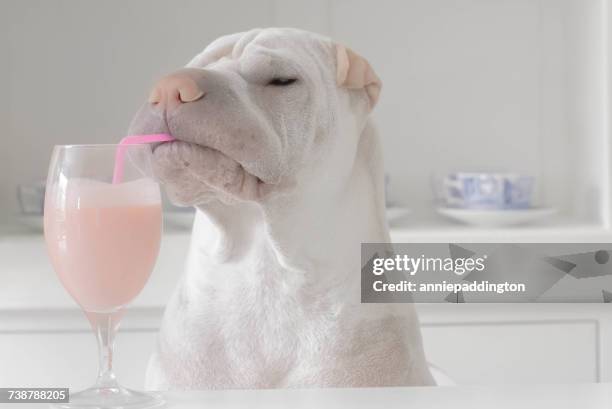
335;44;382;109
187;32;246;68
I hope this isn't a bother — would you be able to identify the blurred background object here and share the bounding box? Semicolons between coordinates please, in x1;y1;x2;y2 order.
17;181;45;215
16;181;45;231
431;172;556;226
435;172;535;210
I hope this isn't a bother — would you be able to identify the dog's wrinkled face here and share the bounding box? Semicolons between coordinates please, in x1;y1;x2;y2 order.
129;28;379;206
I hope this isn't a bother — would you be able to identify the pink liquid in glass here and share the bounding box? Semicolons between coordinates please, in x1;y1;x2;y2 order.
44;179;162;312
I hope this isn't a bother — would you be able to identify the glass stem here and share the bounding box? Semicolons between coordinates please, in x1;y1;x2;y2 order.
88;311;123;389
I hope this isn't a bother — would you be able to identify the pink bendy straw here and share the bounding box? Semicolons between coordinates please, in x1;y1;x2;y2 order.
112;134;175;184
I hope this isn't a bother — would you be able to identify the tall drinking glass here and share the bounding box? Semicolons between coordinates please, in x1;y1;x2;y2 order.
43;144;164;408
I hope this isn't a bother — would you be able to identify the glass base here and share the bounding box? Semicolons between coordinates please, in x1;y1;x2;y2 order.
52;385;164;409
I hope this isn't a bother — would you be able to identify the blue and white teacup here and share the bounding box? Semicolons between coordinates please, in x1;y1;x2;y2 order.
439;172;534;209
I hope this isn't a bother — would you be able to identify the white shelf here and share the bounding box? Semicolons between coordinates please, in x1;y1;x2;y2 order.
389;221;612;243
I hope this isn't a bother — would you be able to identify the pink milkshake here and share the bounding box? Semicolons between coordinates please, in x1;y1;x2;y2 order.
43;142;166;408
44;178;162;312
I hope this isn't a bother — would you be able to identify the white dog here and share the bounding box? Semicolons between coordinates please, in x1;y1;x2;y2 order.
129;28;434;389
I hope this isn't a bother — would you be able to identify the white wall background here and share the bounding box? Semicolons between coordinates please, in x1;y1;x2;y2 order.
1;0;608;226
1;0;277;224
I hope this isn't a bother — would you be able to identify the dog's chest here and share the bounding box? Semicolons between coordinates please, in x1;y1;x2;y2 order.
161;272;347;386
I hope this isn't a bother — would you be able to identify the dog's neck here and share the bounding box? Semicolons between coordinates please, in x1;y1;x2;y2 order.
186;121;388;295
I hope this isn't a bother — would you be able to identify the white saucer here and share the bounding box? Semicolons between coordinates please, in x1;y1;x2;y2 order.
436;207;557;227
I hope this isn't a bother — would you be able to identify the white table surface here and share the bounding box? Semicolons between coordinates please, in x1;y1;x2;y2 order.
4;383;612;409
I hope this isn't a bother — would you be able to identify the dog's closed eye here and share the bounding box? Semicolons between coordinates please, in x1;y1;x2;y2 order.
267;78;297;86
